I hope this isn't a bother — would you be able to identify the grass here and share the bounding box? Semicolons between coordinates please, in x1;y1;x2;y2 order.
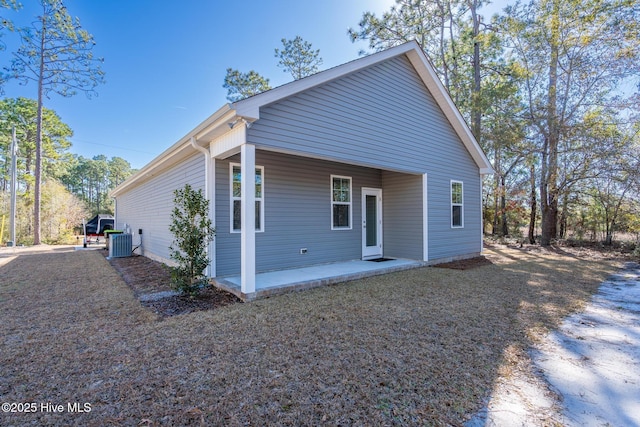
0;244;621;426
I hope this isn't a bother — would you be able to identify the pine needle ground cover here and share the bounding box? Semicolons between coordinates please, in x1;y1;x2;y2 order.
0;245;619;426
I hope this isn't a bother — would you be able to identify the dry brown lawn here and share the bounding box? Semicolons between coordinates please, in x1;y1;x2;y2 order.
0;244;622;426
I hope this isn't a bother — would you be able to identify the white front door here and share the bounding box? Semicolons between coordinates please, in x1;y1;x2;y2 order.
362;188;382;259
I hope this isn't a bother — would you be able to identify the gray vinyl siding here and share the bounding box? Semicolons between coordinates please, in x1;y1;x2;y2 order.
428;172;482;261
115;154;205;263
247;54;481;261
247;55;473;175
215;151;382;276
116;52;483;272
382;171;423;260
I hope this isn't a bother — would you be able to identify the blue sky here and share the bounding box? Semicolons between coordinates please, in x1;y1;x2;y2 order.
2;0;507;169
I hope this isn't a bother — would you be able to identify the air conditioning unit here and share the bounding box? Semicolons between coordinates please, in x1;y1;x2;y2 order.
109;233;132;258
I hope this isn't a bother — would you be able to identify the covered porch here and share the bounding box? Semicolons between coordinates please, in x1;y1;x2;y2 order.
213;258;424;301
209;136;430;299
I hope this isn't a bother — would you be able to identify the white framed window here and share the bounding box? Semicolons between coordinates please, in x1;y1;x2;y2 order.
331;175;352;230
230;163;264;233
451;180;464;228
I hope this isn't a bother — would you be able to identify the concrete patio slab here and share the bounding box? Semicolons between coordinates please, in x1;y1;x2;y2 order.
213;258;424;301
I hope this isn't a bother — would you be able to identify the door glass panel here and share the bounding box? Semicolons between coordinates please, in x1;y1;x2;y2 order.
233;200;241;231
366;195;377;247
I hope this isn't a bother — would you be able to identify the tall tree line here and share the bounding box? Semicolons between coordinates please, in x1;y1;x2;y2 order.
350;0;640;245
1;0;104;244
60;154;134;215
223;35;323;101
0;97;135;244
0;97;72;191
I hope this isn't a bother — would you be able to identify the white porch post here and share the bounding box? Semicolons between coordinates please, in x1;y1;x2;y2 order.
240;143;256;294
208;155;216;277
422;173;429;262
480;174;485;252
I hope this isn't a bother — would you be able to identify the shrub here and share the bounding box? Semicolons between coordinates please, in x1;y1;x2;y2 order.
168;184;215;296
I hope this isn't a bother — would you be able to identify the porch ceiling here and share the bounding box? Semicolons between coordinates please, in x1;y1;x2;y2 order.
247;145;425;176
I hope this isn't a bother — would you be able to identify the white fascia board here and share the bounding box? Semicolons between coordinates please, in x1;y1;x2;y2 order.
195;108;239;142
405;48;495;175
480;167;494;175
110;140;194;197
233;41;425;120
112;41;495;199
111;104;236;197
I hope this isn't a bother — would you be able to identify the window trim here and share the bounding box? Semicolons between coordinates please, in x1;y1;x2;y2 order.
230;162;264;233
331;175;352;230
451;180;464;228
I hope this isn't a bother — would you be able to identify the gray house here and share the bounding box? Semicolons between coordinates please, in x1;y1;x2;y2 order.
111;41;493;299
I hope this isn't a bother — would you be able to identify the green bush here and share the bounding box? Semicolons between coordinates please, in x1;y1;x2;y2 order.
168;184;215;296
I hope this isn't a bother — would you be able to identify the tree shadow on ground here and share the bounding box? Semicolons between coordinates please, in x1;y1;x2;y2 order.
0;246;619;426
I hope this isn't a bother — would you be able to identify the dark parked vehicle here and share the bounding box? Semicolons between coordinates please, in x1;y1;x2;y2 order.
83;214;114;236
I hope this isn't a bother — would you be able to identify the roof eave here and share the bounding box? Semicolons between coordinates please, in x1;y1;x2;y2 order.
113;40;495;199
404;47;494;174
111;104;237;197
232;41;425;119
234;40;494;174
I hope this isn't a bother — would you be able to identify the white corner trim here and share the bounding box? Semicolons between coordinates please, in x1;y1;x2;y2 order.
209;157;216;278
423;173;428;262
480;176;484;253
189;136;215;278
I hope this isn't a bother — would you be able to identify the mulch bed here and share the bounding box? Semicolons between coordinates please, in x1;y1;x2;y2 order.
100;250;241;317
142;287;241;317
104;252;494;316
433;256;494;270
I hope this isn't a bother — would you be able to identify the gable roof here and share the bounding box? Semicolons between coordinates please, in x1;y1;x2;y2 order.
236;40;492;173
112;41;493;197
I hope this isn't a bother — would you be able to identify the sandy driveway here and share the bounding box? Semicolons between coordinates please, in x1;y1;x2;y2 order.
468;262;640;426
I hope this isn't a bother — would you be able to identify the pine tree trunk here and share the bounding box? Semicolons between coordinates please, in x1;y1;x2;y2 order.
605;228;613;246
559;196;567;239
493;173;500;235
540;136;550;246
33;17;47;245
468;0;482;144
500;175;509;236
541;198;558;246
34;98;43;245
540;0;560;247
492;148;501;235
528;163;537;244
